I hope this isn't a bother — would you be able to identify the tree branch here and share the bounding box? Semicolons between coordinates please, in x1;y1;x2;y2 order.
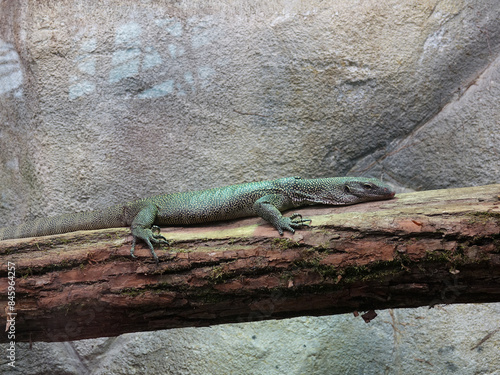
1;184;499;342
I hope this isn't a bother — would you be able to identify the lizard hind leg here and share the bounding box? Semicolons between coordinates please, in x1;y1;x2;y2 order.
130;204;169;264
130;226;169;264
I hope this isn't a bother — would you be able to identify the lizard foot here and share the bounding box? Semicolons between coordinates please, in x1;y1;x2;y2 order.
130;226;169;265
276;213;312;235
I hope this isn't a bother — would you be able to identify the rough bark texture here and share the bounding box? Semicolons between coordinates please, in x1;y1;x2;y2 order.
0;184;499;343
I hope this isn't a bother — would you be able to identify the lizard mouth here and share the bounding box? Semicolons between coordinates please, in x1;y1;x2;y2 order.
353;188;395;201
373;186;396;199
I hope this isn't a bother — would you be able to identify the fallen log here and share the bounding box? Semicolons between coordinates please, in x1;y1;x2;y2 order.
0;184;499;342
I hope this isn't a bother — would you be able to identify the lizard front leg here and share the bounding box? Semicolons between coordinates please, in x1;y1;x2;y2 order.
130;204;169;264
253;194;311;235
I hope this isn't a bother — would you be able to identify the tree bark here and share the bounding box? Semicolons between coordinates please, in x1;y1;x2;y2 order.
1;184;499;342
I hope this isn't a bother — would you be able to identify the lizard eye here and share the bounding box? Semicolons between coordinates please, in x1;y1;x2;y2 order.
363;183;373;189
344;185;352;194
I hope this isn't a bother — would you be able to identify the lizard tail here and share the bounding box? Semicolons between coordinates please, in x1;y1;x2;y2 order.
0;208;125;241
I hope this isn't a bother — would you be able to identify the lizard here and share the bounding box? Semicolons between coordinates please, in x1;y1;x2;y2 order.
0;176;395;264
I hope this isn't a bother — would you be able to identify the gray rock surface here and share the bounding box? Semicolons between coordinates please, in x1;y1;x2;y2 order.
352;51;500;190
1;0;499;374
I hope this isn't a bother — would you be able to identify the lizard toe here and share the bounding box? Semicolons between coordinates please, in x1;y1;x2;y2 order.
152;235;169;244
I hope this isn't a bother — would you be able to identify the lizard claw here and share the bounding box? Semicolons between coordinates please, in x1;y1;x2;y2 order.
290;213;312;226
130;237;138;258
151;225;169;244
276;213;312;235
130;226;169;265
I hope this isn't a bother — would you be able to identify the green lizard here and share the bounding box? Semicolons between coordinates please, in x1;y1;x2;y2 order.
0;177;395;263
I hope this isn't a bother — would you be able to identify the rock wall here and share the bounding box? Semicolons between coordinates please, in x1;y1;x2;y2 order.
1;0;499;374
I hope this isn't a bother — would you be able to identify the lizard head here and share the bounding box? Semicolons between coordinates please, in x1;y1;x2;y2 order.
337;178;396;204
291;177;396;206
